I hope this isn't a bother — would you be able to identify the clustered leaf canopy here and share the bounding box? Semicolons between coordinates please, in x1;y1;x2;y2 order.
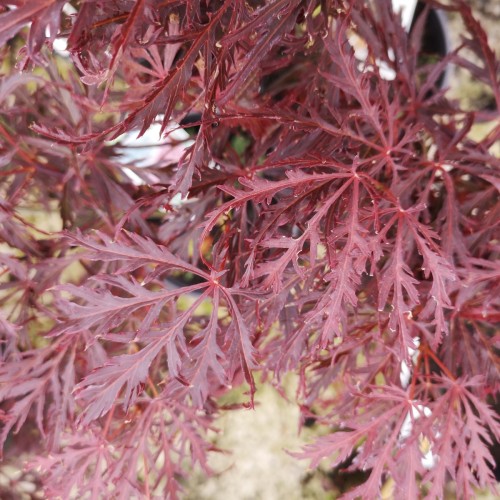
0;1;499;498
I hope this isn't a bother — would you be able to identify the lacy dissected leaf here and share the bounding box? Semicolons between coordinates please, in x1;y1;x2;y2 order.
377;214;421;352
0;341;76;454
1;0;500;498
201;170;349;260
72;288;209;424
67;230;207;279
53;276;203;338
171;126;207;197
0;1;65;59
108;398;214;499
295;386;429;500
30;398;213;499
423;376;500;498
106;0;148;83
113;3;231;139
29;430;114;500
218;0;302;105
311;178;372;346
408;214;457;347
171;286;226;405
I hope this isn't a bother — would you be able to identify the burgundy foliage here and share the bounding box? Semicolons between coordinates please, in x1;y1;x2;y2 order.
0;0;499;498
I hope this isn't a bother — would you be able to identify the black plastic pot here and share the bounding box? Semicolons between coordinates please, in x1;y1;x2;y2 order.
411;2;450;89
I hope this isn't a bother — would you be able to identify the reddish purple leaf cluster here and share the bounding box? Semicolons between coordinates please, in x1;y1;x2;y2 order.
0;1;499;498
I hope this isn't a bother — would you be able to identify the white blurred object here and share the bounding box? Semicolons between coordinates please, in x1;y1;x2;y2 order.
399;402;438;469
116;119;193;168
398;336;439;470
400;336;420;388
112;117;194;194
392;0;419;32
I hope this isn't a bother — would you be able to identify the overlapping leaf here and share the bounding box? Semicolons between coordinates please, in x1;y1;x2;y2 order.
1;0;499;498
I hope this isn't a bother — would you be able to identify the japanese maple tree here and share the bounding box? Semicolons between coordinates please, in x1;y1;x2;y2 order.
0;0;499;498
